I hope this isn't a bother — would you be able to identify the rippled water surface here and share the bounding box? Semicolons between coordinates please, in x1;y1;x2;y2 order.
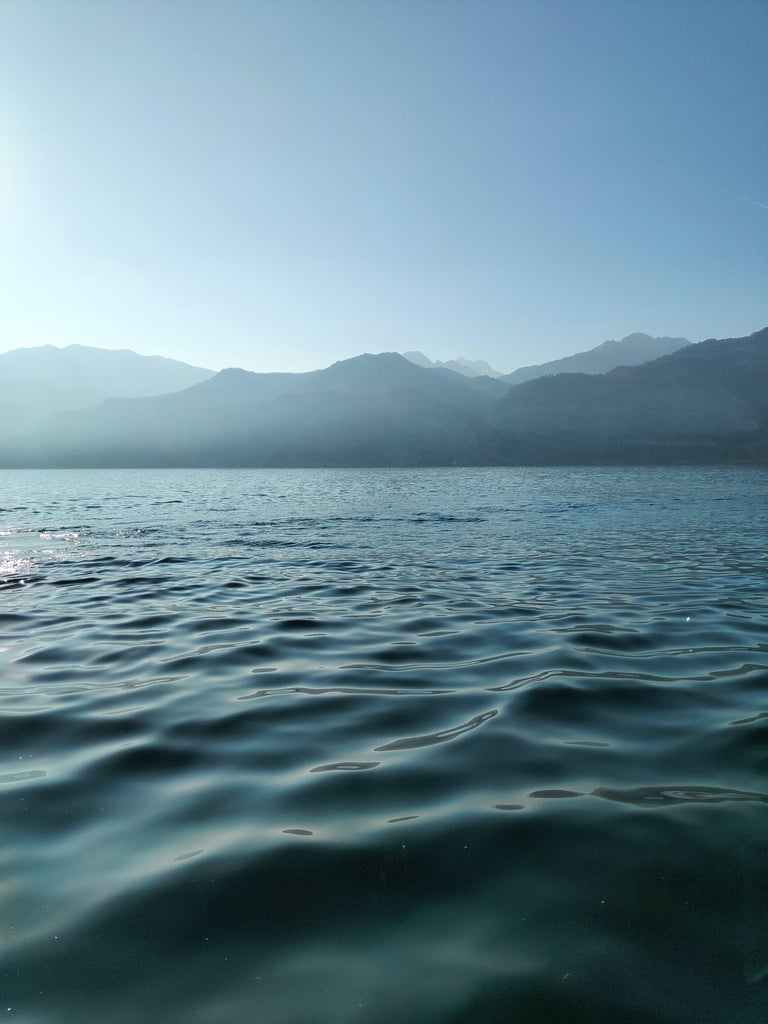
1;467;767;1023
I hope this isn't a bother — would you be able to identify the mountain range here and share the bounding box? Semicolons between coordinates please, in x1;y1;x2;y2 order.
0;344;214;436
1;328;766;466
501;333;691;385
402;352;504;378
10;353;505;467
492;327;768;463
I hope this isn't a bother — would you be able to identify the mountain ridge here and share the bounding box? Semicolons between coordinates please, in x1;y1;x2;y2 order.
402;351;504;378
502;333;691;385
491;326;768;462
2;328;766;466
0;344;215;434
13;352;495;467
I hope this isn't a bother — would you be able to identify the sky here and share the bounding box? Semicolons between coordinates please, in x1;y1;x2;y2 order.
1;0;766;374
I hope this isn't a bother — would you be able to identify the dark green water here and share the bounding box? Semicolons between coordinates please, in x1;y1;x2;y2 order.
1;467;767;1023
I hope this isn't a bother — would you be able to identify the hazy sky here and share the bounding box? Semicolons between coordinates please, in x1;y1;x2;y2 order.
1;1;766;373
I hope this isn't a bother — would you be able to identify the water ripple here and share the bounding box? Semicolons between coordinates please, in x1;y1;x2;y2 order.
375;709;499;750
0;466;767;1024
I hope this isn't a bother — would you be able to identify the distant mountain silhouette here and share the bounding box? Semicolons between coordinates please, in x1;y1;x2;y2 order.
402;351;503;378
492;327;768;463
502;333;691;385
0;344;214;435
141;352;508;417
9;353;506;467
3;330;766;466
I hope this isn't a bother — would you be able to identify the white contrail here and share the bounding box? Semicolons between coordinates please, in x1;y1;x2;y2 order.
714;185;768;211
646;158;768;212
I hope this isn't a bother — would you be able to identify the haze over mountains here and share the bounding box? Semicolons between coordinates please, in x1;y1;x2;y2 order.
502;333;691;385
492;327;768;463
10;353;505;468
0;344;214;435
402;352;504;378
401;333;691;382
1;328;766;466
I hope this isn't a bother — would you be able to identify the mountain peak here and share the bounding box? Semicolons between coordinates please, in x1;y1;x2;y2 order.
401;351;503;378
503;333;691;386
0;344;215;431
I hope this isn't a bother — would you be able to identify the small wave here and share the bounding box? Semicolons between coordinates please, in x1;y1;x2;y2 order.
0;575;41;590
593;785;768;806
376;709;498;751
529;788;584;799
49;576;100;587
0;768;47;784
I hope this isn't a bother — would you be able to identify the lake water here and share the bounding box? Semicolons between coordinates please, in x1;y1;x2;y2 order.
1;466;767;1024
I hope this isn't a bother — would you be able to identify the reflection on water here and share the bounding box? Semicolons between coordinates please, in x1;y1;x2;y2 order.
0;466;767;1023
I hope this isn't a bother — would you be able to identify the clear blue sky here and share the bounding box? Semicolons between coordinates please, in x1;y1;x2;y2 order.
1;0;766;373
